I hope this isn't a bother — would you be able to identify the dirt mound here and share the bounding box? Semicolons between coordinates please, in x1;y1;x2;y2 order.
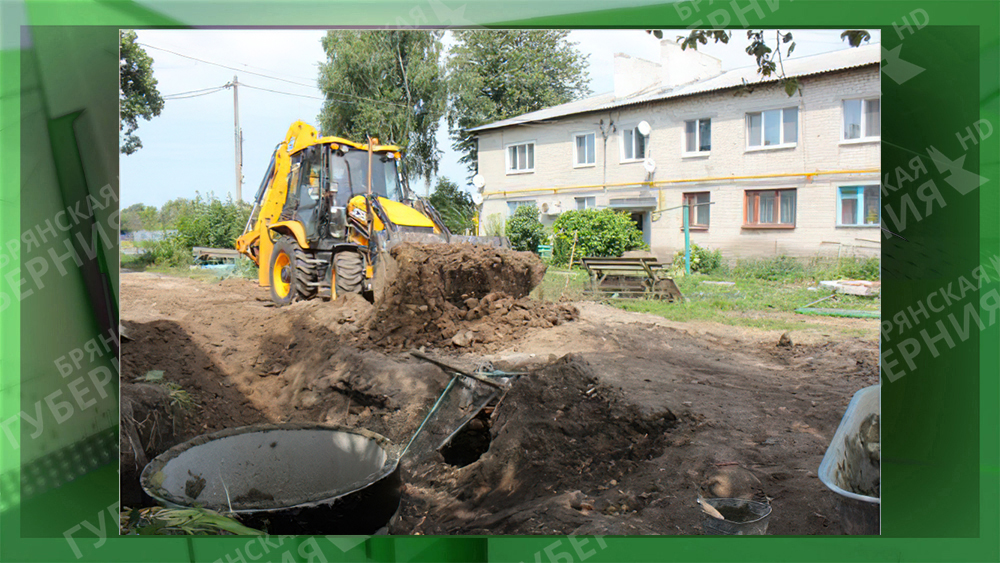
394;354;678;534
366;243;577;350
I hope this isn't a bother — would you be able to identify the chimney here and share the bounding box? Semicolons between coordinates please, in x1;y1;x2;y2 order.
659;39;722;88
613;53;662;98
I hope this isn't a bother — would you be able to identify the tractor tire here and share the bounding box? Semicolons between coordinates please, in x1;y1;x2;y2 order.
268;236;317;305
333;250;364;298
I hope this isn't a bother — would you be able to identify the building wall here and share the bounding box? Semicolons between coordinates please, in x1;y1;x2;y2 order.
477;65;881;259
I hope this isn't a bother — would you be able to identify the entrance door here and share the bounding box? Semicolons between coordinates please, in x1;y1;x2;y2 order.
629;211;650;246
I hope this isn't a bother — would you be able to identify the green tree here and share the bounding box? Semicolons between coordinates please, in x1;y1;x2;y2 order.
447;31;591;178
551;209;646;264
120;30;164;155
317;31;445;184
159;197;195;229
505;204;546;253
121;203;160;231
428;177;476;234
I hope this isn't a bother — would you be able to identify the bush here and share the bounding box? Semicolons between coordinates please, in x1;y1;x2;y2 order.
174;193;252;250
551;208;646;264
505;204;547;253
143;236;192;267
673;243;723;274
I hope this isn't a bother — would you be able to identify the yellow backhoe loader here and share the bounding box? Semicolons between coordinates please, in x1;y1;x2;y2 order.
236;121;504;305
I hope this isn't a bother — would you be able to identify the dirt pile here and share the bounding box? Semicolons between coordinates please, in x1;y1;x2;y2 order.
366;243;577;350
394;354;678;534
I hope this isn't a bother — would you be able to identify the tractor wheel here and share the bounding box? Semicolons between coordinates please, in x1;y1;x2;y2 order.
268;236;317;305
333;250;364;299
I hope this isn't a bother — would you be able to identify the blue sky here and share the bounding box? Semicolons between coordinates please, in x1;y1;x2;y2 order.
120;29;880;209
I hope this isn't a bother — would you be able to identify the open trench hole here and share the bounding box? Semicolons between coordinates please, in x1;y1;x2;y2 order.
439;410;493;467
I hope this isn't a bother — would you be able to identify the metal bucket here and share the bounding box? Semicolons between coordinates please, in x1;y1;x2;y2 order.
140;423;401;535
701;498;772;535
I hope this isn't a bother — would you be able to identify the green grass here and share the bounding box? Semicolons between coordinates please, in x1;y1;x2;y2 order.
533;266;880;336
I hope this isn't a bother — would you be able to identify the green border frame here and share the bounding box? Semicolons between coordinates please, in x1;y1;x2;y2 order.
1;1;998;562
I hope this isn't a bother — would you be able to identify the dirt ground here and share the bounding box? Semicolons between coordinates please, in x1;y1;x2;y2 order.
120;264;878;535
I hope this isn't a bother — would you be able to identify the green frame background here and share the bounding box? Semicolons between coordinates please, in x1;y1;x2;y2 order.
1;0;998;561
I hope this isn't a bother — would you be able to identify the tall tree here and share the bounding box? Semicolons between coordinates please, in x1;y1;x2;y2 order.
447;30;591;178
428;177;476;234
317;31;445;184
120;30;164;155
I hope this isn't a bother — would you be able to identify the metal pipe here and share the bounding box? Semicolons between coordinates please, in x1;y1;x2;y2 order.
483;169;880;199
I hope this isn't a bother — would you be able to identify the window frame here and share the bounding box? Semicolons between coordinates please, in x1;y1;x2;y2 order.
575;196;597;210
682;192;711;230
619;124;649;163
505;140;536;175
572;131;597;168
743;188;797;228
745;107;798;151
682;118;712;156
507;199;537;216
836;184;881;227
841;97;881;144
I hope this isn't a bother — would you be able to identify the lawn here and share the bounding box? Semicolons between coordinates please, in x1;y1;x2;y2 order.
532;265;880;335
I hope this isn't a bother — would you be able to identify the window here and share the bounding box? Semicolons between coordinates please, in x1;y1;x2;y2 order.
574;133;596;166
683;192;710;228
745;189;796;227
507;200;536;215
506;142;534;173
621;126;648;162
843;98;881;140
746;108;798;148
575;196;596;210
838;185;880;225
684;119;711;153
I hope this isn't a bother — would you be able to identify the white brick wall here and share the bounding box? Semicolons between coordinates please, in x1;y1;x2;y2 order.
478;65;881;259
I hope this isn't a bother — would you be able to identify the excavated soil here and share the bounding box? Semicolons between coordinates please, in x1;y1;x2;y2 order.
367;244;577;350
120;250;879;535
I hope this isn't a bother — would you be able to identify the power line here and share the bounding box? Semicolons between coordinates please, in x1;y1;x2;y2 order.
140;42;409;109
139;42;318;90
162;85;229;99
238;82;323;101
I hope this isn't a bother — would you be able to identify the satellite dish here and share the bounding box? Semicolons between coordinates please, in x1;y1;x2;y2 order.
472;174;486;189
637;120;652;136
471;192;484;205
643;158;657;174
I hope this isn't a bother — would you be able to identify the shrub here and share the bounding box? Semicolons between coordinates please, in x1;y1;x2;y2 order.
551;208;647;264
143;236;192;267
505;204;547;253
174;193;252;250
483;213;505;237
673;243;723;274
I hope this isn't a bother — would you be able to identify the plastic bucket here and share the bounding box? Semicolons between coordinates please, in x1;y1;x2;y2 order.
701;498;772;535
818;384;880;534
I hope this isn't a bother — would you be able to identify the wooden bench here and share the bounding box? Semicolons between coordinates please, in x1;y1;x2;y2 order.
580;257;683;301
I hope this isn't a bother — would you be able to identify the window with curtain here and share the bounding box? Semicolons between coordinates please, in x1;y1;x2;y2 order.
683;192;711;228
745;189;796;226
747;108;798;147
684;118;711;153
574;133;596;166
506;142;534;173
838;185;880;225
843;98;881;140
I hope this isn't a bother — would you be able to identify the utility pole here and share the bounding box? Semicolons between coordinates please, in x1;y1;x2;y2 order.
232;75;242;202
